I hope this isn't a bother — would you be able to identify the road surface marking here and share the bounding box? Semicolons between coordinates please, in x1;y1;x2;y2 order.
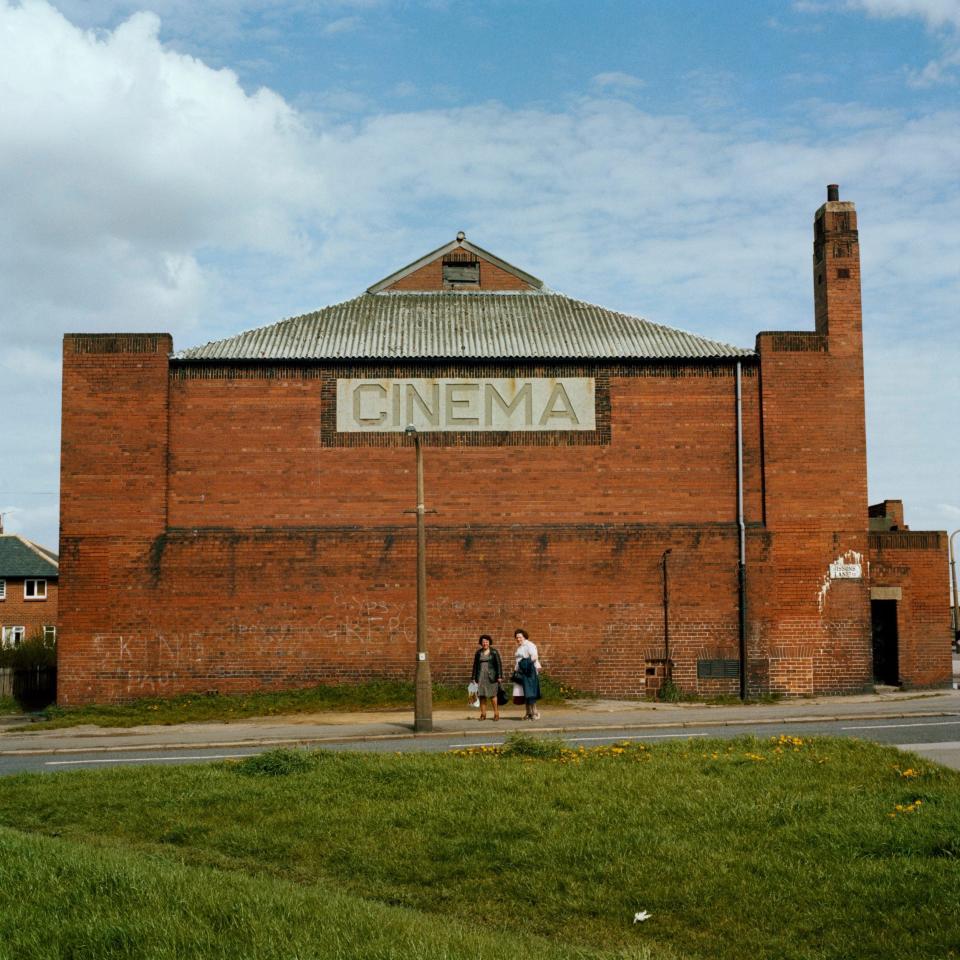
842;719;960;731
896;740;960;751
46;753;252;766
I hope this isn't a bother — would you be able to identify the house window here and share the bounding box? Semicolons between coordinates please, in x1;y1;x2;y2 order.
0;579;5;600
1;626;25;649
24;579;47;600
43;625;57;642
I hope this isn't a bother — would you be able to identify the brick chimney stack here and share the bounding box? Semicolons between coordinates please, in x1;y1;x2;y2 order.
813;183;863;358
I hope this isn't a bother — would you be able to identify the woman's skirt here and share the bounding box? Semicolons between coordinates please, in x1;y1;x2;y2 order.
476;672;499;699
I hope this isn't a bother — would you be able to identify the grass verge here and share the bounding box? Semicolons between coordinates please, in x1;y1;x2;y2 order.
17;672;588;730
0;827;629;960
0;735;958;959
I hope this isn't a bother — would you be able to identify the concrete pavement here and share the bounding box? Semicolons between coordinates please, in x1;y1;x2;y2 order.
2;685;959;757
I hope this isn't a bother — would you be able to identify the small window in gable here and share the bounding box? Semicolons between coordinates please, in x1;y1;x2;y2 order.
0;580;5;600
24;579;47;600
442;251;480;286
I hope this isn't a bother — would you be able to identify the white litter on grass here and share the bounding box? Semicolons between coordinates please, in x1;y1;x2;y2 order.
633;911;652;924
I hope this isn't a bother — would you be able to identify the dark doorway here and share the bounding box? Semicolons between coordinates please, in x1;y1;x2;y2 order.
871;599;899;686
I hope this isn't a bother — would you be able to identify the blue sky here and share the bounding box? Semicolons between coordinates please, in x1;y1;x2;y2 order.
0;0;958;552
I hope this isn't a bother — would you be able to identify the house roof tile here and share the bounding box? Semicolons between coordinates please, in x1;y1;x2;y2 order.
0;536;59;579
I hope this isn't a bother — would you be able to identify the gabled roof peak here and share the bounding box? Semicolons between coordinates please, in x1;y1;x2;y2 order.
367;235;543;294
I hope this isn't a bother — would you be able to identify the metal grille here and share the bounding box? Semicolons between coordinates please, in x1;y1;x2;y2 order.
697;659;740;679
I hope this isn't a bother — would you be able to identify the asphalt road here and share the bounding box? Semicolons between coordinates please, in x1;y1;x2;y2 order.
2;713;959;776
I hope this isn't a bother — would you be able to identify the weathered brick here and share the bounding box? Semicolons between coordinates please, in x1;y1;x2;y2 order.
55;195;952;704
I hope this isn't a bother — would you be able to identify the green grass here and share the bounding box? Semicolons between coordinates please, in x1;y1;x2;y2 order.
657;680;782;705
0;828;627;960
0;696;20;715
1;735;958;959
19;672;588;730
20;680;473;730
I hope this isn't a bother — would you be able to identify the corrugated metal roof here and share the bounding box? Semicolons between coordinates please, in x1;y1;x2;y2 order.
0;535;59;578
174;292;753;361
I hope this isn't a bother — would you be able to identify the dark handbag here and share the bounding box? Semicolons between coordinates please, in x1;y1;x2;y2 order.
510;669;523;685
496;685;508;706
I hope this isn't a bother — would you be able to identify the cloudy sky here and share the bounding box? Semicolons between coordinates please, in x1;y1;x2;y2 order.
1;0;957;551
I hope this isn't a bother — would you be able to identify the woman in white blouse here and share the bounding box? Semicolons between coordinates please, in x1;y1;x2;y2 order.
513;628;542;720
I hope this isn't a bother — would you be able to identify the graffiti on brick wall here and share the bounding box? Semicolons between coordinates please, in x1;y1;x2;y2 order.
88;593;620;693
92;632;208;694
817;550;866;613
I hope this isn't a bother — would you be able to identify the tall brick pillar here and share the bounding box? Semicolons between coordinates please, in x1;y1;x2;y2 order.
752;186;871;695
814;184;863;359
58;333;172;703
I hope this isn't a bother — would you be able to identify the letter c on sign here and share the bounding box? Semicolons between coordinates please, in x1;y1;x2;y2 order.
353;383;387;425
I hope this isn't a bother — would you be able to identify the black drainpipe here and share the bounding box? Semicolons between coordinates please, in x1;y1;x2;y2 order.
661;548;672;662
736;361;747;700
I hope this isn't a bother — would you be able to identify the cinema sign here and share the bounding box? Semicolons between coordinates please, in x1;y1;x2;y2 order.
336;378;596;433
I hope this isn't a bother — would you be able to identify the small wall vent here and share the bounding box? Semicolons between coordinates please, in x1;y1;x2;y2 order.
442;250;480;285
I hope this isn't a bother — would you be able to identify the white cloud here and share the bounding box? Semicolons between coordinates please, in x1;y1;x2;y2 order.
590;71;645;94
323;15;361;35
0;1;321;338
797;0;960;26
0;347;60;382
850;0;960;84
800;0;960;84
0;0;326;547
845;0;960;28
905;44;960;83
1;1;958;547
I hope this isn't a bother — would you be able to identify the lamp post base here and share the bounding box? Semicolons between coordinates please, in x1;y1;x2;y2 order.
414;658;433;733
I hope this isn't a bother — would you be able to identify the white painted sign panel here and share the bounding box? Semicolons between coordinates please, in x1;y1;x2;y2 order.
336;377;596;433
829;561;863;580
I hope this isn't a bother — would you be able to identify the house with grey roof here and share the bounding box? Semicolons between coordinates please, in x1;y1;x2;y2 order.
0;533;59;649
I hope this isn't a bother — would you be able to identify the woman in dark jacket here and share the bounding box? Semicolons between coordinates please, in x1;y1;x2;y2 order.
471;634;504;720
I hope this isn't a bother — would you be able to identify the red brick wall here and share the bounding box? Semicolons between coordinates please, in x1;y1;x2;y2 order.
165;365;762;530
60;334;171;538
56;197;890;704
385;256;535;291
0;578;58;642
59;359;766;703
747;197;873;696
58;526;753;703
59;334;171;700
870;531;953;688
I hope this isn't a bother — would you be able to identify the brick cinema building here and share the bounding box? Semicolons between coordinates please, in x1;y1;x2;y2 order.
57;187;953;704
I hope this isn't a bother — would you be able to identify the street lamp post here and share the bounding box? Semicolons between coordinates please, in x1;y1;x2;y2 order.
950;529;960;651
405;424;433;732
